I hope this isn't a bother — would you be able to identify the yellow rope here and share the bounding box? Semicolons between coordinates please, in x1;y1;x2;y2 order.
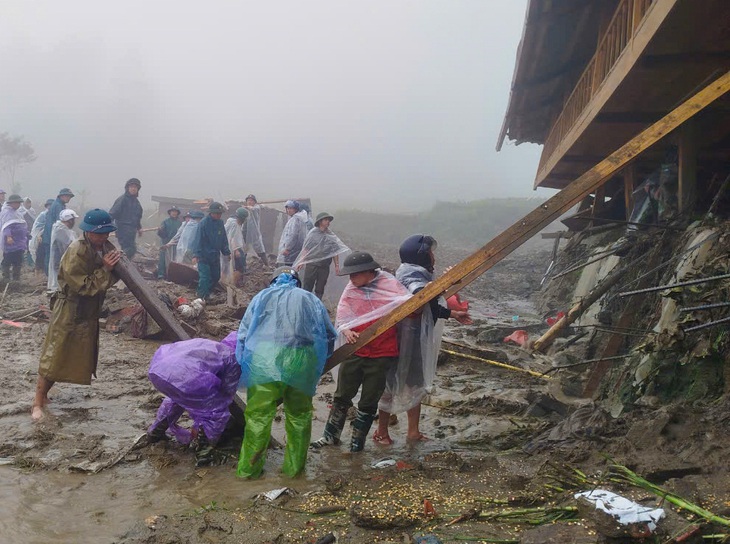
440;348;553;381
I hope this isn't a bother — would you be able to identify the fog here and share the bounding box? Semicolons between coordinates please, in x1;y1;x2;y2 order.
0;1;544;213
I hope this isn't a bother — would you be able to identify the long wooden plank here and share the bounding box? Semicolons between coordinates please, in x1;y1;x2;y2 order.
110;247;191;342
322;70;730;374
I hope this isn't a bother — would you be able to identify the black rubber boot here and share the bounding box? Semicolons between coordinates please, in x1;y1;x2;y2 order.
350;410;376;453
311;401;349;449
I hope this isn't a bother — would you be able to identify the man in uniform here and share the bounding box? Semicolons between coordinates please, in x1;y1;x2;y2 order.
191;202;230;300
110;178;143;259
156;206;182;279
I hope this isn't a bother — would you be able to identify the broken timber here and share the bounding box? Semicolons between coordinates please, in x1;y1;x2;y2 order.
110;246;191;342
323;70;730;375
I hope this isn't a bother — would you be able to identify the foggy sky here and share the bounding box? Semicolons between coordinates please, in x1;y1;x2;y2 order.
0;1;543;213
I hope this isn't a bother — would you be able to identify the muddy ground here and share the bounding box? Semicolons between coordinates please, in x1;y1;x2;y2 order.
1;239;729;544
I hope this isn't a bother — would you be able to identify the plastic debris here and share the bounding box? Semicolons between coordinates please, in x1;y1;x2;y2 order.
371;458;397;469
257;487;297;501
503;329;529;347
546;311;566;326
575;489;665;536
177;298;205;319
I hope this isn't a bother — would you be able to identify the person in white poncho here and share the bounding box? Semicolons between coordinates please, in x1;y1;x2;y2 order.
221;207;248;286
47;209;79;293
293;212;349;300
168;210;204;263
29;199;54;275
276;200;309;266
242;194;269;267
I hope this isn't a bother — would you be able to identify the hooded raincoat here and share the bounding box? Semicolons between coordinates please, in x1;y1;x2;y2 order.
29;209;48;258
222;216;244;283
109;191;143;258
173;220;200;263
47;221;78;292
38;238;118;385
378;263;445;414
0;205;27;255
236;273;336;478
244;204;266;254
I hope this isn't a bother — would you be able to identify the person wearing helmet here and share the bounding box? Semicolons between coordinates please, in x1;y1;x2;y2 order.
110;178;144;260
191;202;231;300
276;200;308;266
0;194;29;282
168;209;204;264
242;194;269;268
29;199;54;275
222;207;249;286
156;206;182;279
236;266;336;478
42;188;75;274
32;209;121;421
310;251;410;453
374;234;471;444
47;209;79;293
293;212;349;300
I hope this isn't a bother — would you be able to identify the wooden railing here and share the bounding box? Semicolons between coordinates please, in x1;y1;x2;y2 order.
538;0;656;174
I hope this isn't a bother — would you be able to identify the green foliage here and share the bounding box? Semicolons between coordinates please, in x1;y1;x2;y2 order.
0;132;36;189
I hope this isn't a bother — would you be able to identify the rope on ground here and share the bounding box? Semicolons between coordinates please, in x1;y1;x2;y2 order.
440;348;552;381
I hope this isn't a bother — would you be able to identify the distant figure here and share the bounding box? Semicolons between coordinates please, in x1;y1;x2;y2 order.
242;194;270;267
191;202;230;301
21;197;37;229
0;189;6;208
170;210;204;264
110;178;143;260
43;188;75;272
236;267;336;478
47;209;79;293
29;199;54;275
32;209;121;421
276;200;308;266
223;207;248;286
156;206;182;279
0;194;29;282
294;212;349;300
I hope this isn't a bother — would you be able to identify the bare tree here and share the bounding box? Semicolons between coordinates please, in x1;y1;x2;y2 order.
0;132;37;193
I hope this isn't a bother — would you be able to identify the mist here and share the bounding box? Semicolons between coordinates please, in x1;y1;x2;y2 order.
0;1;543;213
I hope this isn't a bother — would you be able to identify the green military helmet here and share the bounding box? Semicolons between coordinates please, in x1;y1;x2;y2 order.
6;194;24;204
314;212;333;226
79;209;117;234
236;207;249;220
208;202;225;214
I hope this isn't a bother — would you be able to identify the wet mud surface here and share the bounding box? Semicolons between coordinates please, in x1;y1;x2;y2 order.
2;240;730;543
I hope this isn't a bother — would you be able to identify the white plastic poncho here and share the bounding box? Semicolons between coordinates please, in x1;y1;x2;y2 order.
174;220;200;263
221;217;244;283
378;263;445;414
0;206;26;255
276;209;309;264
47;222;78;292
244;204;266;254
29;210;48;257
293;227;350;270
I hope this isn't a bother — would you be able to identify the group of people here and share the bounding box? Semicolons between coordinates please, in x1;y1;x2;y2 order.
146;234;470;479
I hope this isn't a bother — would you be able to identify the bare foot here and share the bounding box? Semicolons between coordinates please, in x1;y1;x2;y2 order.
406;432;429;442
373;431;394;445
31;405;45;421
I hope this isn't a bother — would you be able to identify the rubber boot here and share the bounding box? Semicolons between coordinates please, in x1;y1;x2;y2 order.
257;252;269;268
147;419;169;443
311;401;348;449
350;410;376;453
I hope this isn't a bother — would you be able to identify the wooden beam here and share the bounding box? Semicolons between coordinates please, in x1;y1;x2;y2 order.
678;118;698;213
595;112;665;124
534;0;681;189
110;247;191;342
322;70;730;374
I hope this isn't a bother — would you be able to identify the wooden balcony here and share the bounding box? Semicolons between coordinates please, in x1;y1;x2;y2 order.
535;0;679;188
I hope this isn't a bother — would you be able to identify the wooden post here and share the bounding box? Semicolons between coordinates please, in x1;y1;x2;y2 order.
532;264;629;353
678;118;697;214
111;248;191;342
623;164;637;219
322;71;730;375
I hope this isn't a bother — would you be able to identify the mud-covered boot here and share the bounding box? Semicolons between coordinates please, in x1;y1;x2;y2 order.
147;419;169;443
311;402;348;449
350;410;376;453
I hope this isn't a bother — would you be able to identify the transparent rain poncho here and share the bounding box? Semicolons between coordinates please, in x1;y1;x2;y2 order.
293;227;350;270
174;220;200;263
244;204;266;254
28;210;47;258
276;209;309;264
47;222;77;292
335;270;411;333
148;332;241;445
221;217;244;283
236;273;337;396
378;263;445;414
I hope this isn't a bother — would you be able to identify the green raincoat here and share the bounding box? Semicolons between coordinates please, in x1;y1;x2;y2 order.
38;238;117;385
